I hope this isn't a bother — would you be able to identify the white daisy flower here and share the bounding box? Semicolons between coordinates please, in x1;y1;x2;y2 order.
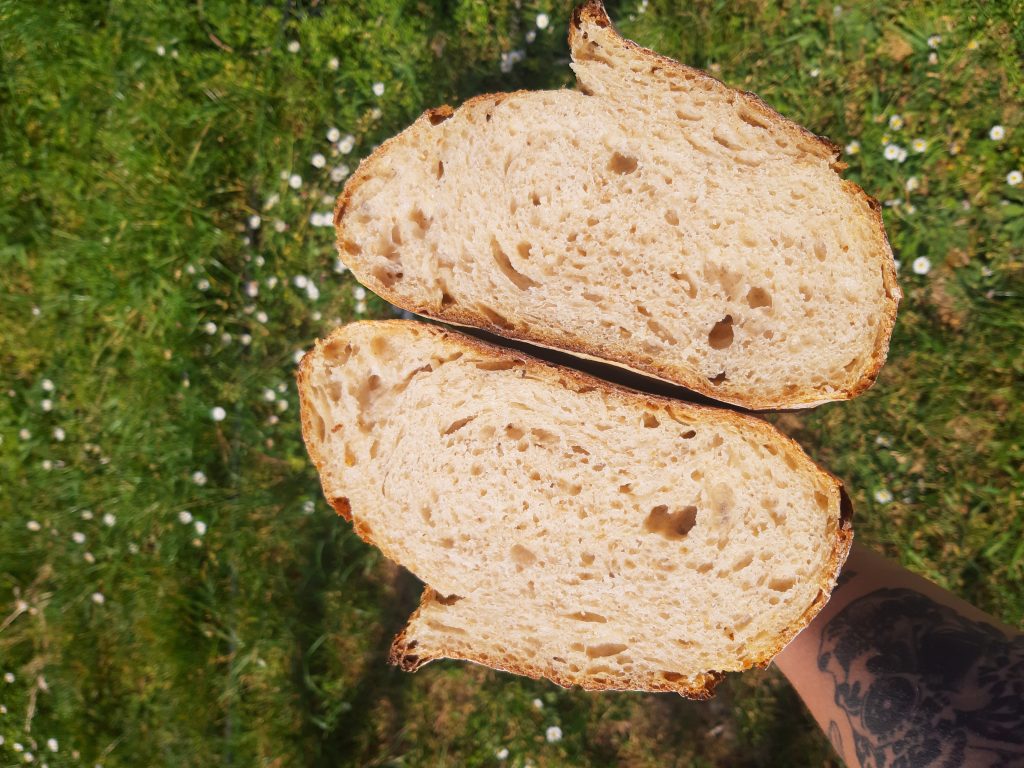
496;748;509;760
338;135;355;154
310;213;325;227
883;144;900;161
11;740;22;751
3;672;15;683
197;278;211;292
873;488;893;504
194;520;207;536
809;67;820;78
273;219;286;233
245;281;259;298
19;428;31;441
41;459;53;471
293;350;306;365
128;542;139;554
372;81;386;97
239;333;252;346
311;310;322;321
311;152;326;169
844;140;860;155
156;45;166;56
303;500;315;514
328;57;340;71
928;51;938;65
276;399;288;413
211;406;227;422
41;378;55;392
532;698;544;710
306;283;320;301
277;382;287;393
263;388;277;402
369;108;382;121
287;40;300;54
927;35;941;49
256;310;269;324
989;125;1005;141
330;164;350;183
327;127;341;143
905;176;919;192
179;510;194;525
334;258;348;274
545;725;562;743
354;286;367;300
912;256;931;275
288;173;302;189
1007;170;1023;186
103;513;116;527
525;29;537;44
265;276;279;289
267;414;279;426
203;321;217;335
46;739;58;753
72;532;86;544
84;551;95;564
27;520;41;531
91;592;105;605
888;114;904;130
248;214;261;229
536;12;550;29
896;147;908;162
912;138;927;153
52;427;65;441
355;300;367;314
191;470;207;486
949;141;962;156
293;275;309;289
41;398;53;412
81;510;93;520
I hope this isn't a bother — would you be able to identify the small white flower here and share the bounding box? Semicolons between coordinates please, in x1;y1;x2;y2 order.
355;300;367;314
240;333;252;346
911;138;927;153
311;152;326;169
545;725;562;743
248;214;261;229
372;81;385;97
967;39;979;51
328;57;340;71
874;488;893;504
883;144;900;161
273;219;286;233
245;281;259;298
4;672;15;684
927;34;941;49
287;40;300;54
330;164;350;183
91;592;105;605
276;399;289;413
277;382;288;393
266;275;279;289
156;45;166;56
338;135;355;154
41;398;52;412
311;311;322;322
525;29;537;44
203;321;217;335
896;147;908;163
293;274;309;289
496;748;509;760
41;459;53;471
949;141;962;156
128;542;139;554
267;414;279;426
102;513;116;527
928;51;938;65
52;427;65;442
197;278;211;292
532;698;544;710
191;470;208;486
41;378;55;392
904;203;916;215
84;551;95;564
194;520;207;536
27;520;41;531
293;349;306;365
211;406;227;422
809;67;820;78
179;510;194;525
912;256;931;275
334;258;348;274
19;428;31;440
327;127;341;142
844;140;860;155
354;286;367;301
263;388;277;402
81;510;93;520
989;125;1005;141
1007;170;1022;186
536;12;550;29
256;310;269;324
72;532;86;544
310;212;325;227
303;500;315;514
370;107;382;121
905;176;919;192
46;739;58;753
888;114;904;131
289;173;302;189
306;283;320;301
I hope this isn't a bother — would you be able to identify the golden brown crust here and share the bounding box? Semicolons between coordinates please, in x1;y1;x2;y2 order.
298;320;856;698
333;1;900;411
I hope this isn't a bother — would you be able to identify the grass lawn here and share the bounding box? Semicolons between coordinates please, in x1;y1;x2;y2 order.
1;0;1022;765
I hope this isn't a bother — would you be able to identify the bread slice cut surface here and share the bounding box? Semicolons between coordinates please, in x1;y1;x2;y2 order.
298;320;853;698
334;1;900;410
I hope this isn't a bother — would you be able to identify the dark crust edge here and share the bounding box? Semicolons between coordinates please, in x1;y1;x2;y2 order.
332;0;901;411
297;320;856;699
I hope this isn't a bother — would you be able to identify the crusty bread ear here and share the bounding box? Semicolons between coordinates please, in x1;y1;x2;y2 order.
298;320;853;698
333;0;900;410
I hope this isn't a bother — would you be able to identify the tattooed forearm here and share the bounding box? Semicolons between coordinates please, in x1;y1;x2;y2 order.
817;589;1024;767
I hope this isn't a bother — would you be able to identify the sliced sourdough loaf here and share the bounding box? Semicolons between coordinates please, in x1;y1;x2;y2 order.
333;0;900;410
297;320;853;698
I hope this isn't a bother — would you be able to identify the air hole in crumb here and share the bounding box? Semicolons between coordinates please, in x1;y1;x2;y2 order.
709;372;728;385
661;670;685;682
813;239;827;261
511;544;537;567
708;316;734;349
644;505;698;540
490;236;538;290
732;553;754;571
746;287;772;309
440;537;455;549
769;577;795;592
531;192;541;206
665;210;680;226
428;109;452;125
566;611;607;623
517;242;533;260
814;491;830;510
618;484;633;494
436;160;444;179
642;412;660;428
682;430;697;439
696;562;713;574
586;643;628;659
607;152;638;175
435;592;463;606
737;107;770;130
419;507;432;524
474;358;518;372
442;415;476;436
476;302;514;330
409;208;430;232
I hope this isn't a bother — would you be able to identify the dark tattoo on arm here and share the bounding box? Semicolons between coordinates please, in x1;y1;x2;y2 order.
817;589;1024;767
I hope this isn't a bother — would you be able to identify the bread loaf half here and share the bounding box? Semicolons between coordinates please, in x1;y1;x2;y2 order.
333;0;900;410
298;320;853;698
